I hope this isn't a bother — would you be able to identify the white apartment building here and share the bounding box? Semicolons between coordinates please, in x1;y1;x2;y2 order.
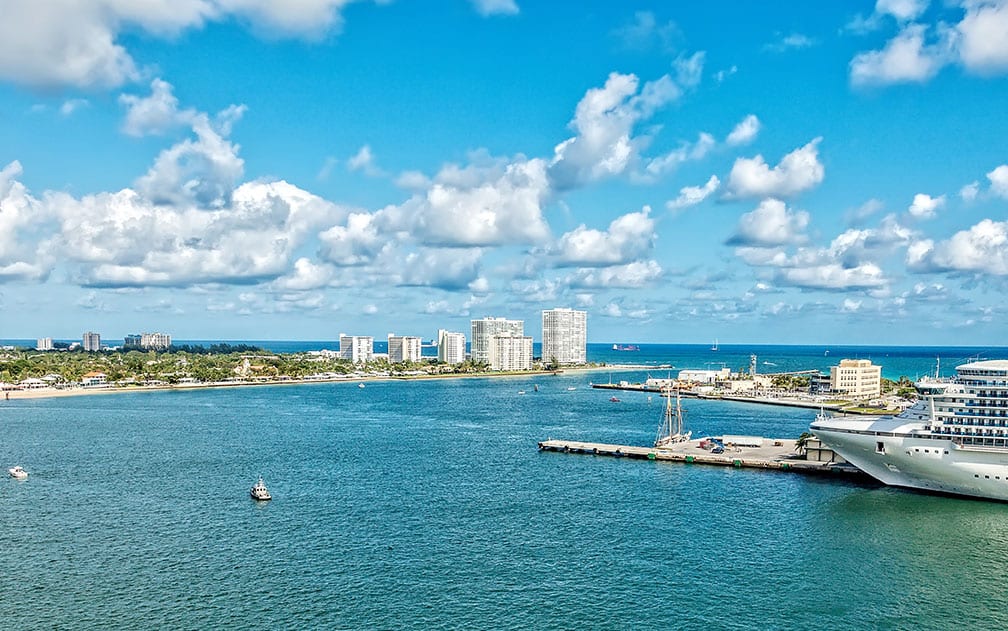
541;307;587;365
437;329;466;365
82;331;101;352
143;332;172;346
830;359;882;400
125;333;171;350
36;337;53;351
470;317;523;364
142;332;172;349
387;334;422;363
487;332;533;371
339;334;374;363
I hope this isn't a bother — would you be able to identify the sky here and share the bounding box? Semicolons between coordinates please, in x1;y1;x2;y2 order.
1;0;1007;345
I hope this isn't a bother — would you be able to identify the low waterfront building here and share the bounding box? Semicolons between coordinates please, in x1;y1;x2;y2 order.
645;377;676;389
803;437;848;464
541;307;587;365
830;359;881;400
809;373;833;395
387;334;422;363
437;329;466;365
471;317;523;364
82;331;101;352
487;332;533;371
678;367;731;384
339;334;374;363
81;371;108;388
36;337;53;351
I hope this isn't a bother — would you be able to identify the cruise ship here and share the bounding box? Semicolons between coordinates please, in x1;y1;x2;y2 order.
811;360;1008;501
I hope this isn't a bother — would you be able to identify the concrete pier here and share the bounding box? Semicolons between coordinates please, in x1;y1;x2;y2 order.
590;382;844;412
537;436;867;478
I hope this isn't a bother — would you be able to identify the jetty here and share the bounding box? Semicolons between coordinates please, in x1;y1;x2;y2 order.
537;436;868;478
590;382;861;413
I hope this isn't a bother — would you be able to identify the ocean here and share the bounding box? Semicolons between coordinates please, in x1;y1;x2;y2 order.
2;345;1007;628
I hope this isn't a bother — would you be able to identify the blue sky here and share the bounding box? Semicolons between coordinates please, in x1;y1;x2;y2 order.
1;0;1007;345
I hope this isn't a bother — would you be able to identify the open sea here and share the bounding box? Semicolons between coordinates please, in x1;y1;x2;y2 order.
3;345;1008;629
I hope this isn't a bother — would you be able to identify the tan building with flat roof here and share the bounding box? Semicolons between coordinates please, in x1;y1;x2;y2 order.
830;359;881;400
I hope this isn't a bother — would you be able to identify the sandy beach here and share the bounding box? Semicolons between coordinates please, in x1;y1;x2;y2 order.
1;363;654;401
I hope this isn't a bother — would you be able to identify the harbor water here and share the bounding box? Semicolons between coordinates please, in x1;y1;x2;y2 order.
3;346;1008;628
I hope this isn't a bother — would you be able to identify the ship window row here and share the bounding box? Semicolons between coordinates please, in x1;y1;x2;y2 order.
935;427;1008;441
941;408;1008;416
949;411;1008;418
940;418;1008;426
961;392;1008;400
941;403;1008;411
935;428;1008;439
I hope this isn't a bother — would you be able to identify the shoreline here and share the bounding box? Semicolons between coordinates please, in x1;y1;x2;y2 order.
1;363;653;401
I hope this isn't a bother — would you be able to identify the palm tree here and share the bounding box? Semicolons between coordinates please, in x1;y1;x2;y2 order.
795;431;813;454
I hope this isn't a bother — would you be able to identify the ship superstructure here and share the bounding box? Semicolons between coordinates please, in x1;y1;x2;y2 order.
811;360;1008;501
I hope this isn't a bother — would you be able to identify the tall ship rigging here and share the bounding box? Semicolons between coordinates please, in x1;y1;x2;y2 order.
811;359;1008;501
655;388;691;448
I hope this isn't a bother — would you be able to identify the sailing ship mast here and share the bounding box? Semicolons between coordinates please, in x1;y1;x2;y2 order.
654;386;691;448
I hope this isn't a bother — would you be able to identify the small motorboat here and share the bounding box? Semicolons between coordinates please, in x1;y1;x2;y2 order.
518;390;526;395
8;465;28;479
609;396;621;403
358;383;366;389
566;386;577;391
250;476;271;501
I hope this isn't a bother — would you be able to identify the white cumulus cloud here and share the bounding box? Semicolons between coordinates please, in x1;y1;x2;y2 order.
667;175;720;210
988;164;1008;198
877;0;930;21
49;179;342;288
119;78;193;137
397;247;483;290
318;211;386;266
551;206;656;266
0;161;53;281
347;144;384;177
549;68;697;189
957;0;1008;74
134;112;246;209
726;114;761;146
726;138;825;199
960;180;980;201
728;198;810;247
569;260;663;288
850;24;948;86
641;133;715;178
907;219;1008;275
383;155;551;247
774;263;887;291
0;0;358;89
907;193;945;219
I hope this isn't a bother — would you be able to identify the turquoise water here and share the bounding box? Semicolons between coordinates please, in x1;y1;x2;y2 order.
3;365;1008;628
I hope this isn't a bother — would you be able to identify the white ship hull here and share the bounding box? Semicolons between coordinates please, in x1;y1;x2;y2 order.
812;417;1008;502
